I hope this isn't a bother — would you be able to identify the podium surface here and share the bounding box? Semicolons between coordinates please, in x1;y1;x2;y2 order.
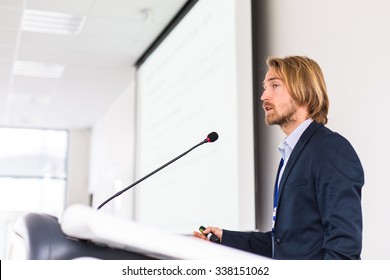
60;204;269;260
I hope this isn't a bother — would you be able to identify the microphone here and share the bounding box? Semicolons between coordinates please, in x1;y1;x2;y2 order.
96;131;219;210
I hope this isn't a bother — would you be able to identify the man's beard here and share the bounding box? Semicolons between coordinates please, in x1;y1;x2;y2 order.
264;102;298;127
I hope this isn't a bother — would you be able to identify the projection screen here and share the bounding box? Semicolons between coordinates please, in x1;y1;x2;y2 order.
135;0;254;233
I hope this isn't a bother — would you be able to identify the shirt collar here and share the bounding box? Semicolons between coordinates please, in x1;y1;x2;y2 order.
279;118;313;161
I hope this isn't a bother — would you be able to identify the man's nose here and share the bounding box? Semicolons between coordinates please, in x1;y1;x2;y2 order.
260;89;269;101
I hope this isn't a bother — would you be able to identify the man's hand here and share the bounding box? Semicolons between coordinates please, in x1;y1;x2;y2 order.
193;226;223;241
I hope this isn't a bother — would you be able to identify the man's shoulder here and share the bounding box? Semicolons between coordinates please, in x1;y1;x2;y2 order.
304;123;360;162
305;122;349;145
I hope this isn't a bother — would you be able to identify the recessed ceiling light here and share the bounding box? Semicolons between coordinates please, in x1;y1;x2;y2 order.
9;94;51;105
14;60;65;78
22;9;86;35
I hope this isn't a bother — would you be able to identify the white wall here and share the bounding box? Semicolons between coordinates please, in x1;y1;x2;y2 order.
266;0;390;259
66;128;91;207
89;81;136;218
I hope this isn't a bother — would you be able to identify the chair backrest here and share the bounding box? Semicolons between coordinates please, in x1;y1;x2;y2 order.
8;212;154;260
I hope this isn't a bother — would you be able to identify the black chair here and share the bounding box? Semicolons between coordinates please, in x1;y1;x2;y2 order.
9;212;154;260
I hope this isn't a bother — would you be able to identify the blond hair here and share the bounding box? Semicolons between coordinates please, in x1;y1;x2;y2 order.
266;56;329;124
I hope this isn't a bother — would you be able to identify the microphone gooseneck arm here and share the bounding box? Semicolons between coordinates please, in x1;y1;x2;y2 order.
96;136;215;210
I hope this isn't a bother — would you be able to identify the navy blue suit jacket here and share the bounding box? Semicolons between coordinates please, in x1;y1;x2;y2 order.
222;122;364;259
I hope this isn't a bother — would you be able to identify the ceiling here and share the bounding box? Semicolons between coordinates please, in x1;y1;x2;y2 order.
0;0;187;129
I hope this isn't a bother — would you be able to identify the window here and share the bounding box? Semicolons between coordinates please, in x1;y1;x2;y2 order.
0;127;68;259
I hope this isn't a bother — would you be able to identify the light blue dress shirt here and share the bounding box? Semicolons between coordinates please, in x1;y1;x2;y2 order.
277;118;313;186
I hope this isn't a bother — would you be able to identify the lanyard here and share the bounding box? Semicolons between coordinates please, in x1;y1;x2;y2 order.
272;157;284;258
272;158;285;228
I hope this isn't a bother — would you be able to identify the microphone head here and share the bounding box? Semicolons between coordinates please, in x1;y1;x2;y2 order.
206;132;219;143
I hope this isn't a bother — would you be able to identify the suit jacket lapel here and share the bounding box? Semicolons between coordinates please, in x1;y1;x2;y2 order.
276;121;323;209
